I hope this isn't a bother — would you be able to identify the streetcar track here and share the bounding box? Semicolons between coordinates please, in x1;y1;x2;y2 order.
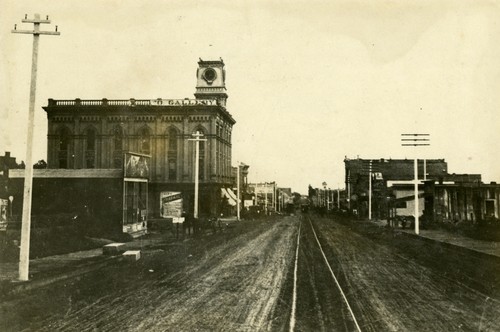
289;220;300;332
305;215;363;332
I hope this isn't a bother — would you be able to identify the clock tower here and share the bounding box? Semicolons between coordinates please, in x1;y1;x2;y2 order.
194;58;228;107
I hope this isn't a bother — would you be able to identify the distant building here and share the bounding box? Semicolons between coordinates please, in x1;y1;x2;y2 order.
343;156;499;223
10;59;236;235
277;187;294;212
0;152;22;200
247;182;277;214
345;157;447;218
424;181;499;223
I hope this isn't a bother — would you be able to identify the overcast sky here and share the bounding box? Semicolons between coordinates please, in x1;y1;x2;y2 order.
1;0;499;194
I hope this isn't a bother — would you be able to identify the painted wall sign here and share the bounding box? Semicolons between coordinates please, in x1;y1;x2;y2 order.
150;99;217;106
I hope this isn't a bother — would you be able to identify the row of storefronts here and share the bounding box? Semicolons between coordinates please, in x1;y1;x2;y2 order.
342;157;499;224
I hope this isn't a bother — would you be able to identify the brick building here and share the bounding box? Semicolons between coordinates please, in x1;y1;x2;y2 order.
344;157;448;218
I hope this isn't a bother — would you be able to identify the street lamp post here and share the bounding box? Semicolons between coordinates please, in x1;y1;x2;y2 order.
402;133;430;235
12;14;60;281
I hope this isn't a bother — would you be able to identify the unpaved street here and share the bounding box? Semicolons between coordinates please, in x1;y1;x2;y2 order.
286;214;500;331
2;213;500;331
1;217;299;331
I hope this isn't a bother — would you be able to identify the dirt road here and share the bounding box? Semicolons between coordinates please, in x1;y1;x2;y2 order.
293;214;500;331
2;213;500;331
1;217;299;331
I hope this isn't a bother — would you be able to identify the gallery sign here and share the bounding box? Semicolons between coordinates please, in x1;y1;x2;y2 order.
150;99;217;106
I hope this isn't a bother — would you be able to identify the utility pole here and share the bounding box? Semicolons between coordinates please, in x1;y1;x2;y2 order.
368;160;372;220
236;162;246;221
347;170;351;211
237;163;240;221
264;182;268;215
322;182;327;210
423;159;427;181
273;183;276;212
337;186;340;210
402;133;430;235
12;14;60;281
188;131;206;219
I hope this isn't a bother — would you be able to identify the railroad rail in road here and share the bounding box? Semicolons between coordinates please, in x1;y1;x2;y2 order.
286;213;500;331
2;214;500;331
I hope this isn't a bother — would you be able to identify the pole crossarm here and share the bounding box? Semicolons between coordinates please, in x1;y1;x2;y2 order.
401;134;430;146
400;133;431;236
402;144;430;146
12;14;60;36
188;132;207;142
12;30;60;35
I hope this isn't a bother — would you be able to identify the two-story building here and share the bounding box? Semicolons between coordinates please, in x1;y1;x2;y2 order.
11;59;236;236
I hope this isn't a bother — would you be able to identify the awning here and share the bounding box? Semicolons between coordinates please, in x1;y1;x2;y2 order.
221;188;236;206
226;188;241;204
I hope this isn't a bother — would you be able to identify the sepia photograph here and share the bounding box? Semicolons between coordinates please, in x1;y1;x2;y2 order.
1;0;499;331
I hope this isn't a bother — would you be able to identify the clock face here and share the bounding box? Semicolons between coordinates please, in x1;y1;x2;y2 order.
203;68;217;83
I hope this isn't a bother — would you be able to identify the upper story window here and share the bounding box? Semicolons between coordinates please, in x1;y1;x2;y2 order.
138;127;150;155
113;126;124;168
86;128;96;151
58;127;71;169
168;128;177;151
85;128;97;168
59;127;71;151
113;126;123;151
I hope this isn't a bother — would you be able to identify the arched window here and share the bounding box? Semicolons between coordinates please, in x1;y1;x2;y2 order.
86;128;96;150
85;127;96;168
168;128;177;181
168;128;177;151
113;126;124;168
58;127;71;169
113;126;123;150
138;127;150;155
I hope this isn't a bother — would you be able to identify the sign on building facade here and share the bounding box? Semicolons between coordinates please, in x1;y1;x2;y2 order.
160;191;184;223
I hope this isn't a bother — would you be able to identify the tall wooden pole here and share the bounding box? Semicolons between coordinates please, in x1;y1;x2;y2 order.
188;131;206;219
414;157;419;234
12;14;60;281
368;160;372;220
402;133;430;236
236;163;241;221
